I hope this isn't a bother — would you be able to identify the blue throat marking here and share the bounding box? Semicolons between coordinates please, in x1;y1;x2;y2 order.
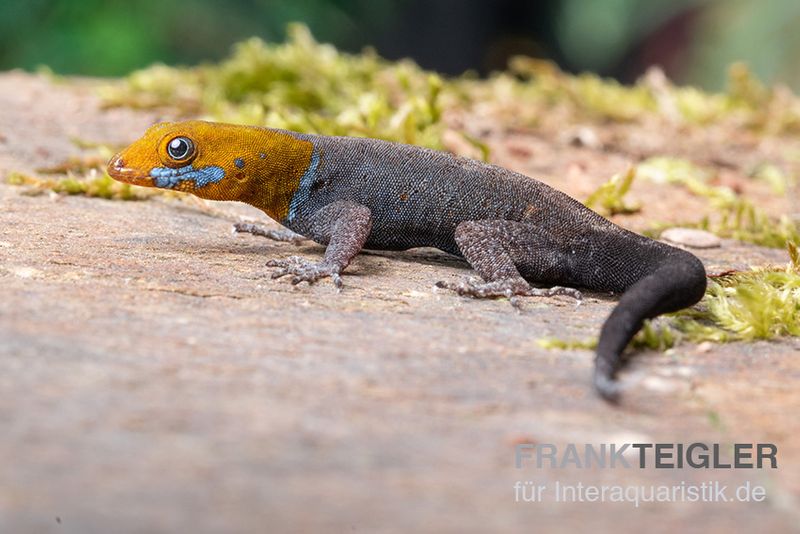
286;150;320;223
150;164;226;189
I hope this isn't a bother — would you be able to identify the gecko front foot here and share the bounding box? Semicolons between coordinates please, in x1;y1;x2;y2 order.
435;277;582;301
266;256;343;289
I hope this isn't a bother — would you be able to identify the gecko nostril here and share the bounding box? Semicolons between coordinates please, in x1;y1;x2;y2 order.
107;154;128;178
108;154;124;170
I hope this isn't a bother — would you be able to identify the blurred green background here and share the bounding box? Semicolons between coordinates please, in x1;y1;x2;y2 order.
2;0;800;90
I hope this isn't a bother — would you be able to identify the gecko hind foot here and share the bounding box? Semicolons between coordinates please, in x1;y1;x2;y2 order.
266;256;343;289
435;277;582;301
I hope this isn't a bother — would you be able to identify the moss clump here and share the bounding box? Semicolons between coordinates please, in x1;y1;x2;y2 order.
536;337;597;351
500;59;800;133
636;157;799;249
502;57;657;123
36;154;112;175
749;162;795;195
100;24;449;149
584;167;640;216
686;250;800;340
585;157;797;249
6;170;150;201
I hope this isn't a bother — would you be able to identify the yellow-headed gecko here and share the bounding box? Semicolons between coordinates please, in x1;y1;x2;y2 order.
108;120;707;402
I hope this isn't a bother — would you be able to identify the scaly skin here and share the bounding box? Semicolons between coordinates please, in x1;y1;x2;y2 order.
108;120;707;402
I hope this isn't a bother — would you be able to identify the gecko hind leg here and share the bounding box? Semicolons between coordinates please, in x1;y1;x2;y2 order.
436;220;582;302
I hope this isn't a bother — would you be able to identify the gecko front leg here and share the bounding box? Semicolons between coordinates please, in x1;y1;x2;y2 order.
233;222;307;244
267;201;372;289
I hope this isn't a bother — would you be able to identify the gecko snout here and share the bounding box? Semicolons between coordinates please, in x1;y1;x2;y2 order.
107;153;154;187
107;154;125;174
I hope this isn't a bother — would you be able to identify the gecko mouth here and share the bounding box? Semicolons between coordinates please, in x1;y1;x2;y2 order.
106;153;155;187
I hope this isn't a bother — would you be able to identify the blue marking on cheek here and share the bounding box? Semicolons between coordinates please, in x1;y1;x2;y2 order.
150;164;226;189
234;158;245;169
286;149;320;223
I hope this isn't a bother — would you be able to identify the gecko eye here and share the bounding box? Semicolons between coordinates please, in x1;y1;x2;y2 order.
167;137;195;161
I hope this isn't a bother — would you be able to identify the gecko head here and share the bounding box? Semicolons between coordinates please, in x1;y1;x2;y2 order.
107;120;260;201
108;119;316;219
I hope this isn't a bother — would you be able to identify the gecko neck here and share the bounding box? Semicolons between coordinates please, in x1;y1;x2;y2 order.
237;131;316;222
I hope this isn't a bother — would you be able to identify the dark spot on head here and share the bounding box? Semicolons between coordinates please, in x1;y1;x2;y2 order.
311;178;328;192
235;172;245;180
234;158;245;169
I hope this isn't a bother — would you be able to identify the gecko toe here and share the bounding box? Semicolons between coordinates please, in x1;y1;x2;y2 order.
436;276;580;302
331;273;343;290
542;286;583;301
266;256;343;287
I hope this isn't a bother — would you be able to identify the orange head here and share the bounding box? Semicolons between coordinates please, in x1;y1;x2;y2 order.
107;120;315;221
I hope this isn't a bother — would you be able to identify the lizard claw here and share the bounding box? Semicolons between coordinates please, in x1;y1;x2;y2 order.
266;256;343;289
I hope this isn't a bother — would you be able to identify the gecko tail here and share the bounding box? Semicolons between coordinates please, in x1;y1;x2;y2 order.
593;250;707;402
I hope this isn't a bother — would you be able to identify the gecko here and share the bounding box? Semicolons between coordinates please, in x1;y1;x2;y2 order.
108;120;707;402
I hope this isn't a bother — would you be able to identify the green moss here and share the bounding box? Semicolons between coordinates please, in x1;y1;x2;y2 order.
727;62;769;108
497;59;800;133
707;411;725;432
536;337;597;350
637;157;799;249
749;163;795;195
671;86;732;125
36;154;111;175
630;320;677;351
584;167;640;216
506;56;657;123
459;132;491;162
715;204;799;249
6;170;149;200
570;73;657;122
636;157;713;188
587;156;797;249
536;321;677;354
694;263;800;339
